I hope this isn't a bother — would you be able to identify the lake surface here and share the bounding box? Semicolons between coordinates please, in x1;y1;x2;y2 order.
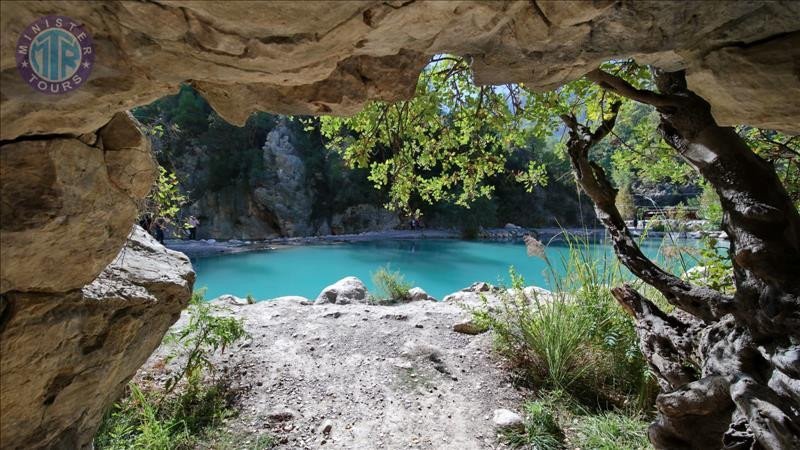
192;238;698;300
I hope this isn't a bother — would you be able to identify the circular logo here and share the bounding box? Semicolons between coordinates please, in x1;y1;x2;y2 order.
15;15;94;95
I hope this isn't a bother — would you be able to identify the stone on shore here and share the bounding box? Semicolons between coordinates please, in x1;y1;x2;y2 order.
215;294;251;305
315;277;368;304
492;409;524;430
407;287;436;302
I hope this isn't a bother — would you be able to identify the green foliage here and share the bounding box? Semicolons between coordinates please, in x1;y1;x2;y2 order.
697;181;723;227
147;166;187;224
164;290;248;395
738;126;800;208
615;183;636;221
471;268;595;391
471;235;657;410
370;264;412;304
501;391;651;450
572;411;651;450
685;237;734;294
96;291;248;449
502;398;566;449
320;55;560;212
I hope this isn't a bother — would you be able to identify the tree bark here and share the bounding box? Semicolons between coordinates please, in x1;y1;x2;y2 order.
562;69;800;449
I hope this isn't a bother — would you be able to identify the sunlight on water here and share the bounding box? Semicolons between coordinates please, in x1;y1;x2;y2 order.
191;238;697;300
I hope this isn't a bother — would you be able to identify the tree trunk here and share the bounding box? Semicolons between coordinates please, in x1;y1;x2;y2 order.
562;69;800;449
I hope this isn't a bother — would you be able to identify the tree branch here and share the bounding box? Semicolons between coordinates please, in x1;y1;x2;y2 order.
612;284;703;390
585;69;678;108
561;107;734;322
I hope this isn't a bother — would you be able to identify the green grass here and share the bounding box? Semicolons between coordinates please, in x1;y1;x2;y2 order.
95;291;249;449
370;264;413;304
572;411;651;450
474;233;663;448
501;392;651;450
503;398;566;449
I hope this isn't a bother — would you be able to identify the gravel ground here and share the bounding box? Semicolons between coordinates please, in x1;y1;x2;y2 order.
139;295;527;449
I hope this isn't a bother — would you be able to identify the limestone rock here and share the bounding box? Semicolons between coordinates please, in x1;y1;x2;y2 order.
407;287;436;302
462;282;495;293
272;295;311;303
2;2;799;139
0;226;194;449
315;277;369;305
214;294;251;305
0;113;156;293
492;409;524;430
252;119;314;237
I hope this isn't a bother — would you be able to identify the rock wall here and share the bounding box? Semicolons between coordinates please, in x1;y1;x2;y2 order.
252;119;314;237
0;112;156;293
0;227;194;449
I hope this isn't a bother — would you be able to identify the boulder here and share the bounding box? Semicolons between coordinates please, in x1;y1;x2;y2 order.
0;113;156;293
492;409;524;430
407;287;436;302
315;277;369;305
462;282;494;293
0;226;194;449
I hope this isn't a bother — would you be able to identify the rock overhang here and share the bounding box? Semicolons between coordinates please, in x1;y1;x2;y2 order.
1;0;799;141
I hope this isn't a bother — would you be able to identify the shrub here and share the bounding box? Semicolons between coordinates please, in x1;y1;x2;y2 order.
471;233;658;410
472;269;595;391
684;237;734;294
96;290;249;449
370;264;412;304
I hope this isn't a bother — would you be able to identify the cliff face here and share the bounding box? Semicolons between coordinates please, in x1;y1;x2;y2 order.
163;116;399;239
179;119;317;239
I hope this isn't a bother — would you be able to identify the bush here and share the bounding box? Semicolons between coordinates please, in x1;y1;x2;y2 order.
472;269;595;391
370;264;412;304
471;234;658;410
96;291;251;449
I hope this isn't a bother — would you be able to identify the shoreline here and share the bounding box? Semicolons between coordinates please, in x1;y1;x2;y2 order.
166;226;727;258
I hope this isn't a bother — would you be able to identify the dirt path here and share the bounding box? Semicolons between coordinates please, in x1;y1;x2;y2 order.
142;296;525;449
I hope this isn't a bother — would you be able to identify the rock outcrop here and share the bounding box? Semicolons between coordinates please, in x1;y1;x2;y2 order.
137;294;525;449
0;227;194;449
0;112;156;293
1;2;800;448
2;1;799;140
253;119;314;237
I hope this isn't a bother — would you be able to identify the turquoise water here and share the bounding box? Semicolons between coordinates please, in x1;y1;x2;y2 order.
192;238;693;301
